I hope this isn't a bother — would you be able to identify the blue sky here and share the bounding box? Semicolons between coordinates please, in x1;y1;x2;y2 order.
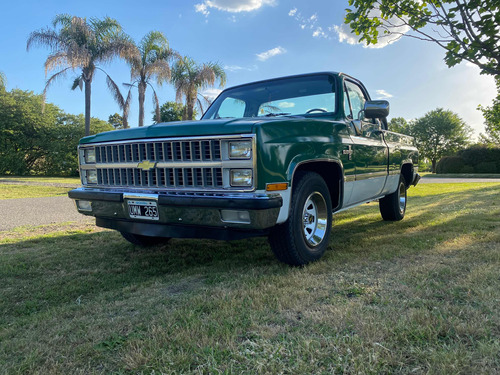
0;0;496;136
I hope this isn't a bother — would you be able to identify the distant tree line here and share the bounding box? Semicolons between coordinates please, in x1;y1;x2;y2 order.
389;108;499;173
0;89;112;176
436;145;500;174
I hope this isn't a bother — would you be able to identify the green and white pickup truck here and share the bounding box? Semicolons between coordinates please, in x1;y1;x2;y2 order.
69;72;420;265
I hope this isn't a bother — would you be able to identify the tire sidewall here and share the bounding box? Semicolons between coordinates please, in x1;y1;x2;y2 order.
290;172;332;263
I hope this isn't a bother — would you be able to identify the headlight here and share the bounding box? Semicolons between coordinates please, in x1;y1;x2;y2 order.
230;169;253;187
229;141;252;159
84;148;96;164
86;170;98;184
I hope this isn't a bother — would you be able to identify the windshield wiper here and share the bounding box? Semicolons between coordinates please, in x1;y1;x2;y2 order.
264;112;291;117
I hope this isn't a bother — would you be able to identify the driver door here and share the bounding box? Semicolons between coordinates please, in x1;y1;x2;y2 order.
343;80;388;206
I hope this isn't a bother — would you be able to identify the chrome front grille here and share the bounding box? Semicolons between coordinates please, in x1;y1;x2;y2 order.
95;139;221;163
96;166;223;189
80;136;254;191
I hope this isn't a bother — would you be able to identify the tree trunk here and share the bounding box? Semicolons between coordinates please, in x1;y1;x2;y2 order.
123;114;128;129
186;91;195;120
138;81;146;127
432;158;437;173
84;78;92;136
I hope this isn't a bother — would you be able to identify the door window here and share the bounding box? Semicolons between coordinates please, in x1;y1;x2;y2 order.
345;81;366;121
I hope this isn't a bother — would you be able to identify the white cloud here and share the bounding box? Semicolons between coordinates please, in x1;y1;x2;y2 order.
224;64;258;72
331;24;358;45
332;8;410;49
201;88;223;101
195;0;276;15
289;6;409;48
256;46;286;61
289;8;330;39
278;101;295;108
312;27;327;39
465;61;479;69
195;3;210;16
375;90;393;99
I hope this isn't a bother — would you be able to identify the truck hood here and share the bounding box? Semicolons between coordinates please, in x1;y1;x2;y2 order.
79;118;260;144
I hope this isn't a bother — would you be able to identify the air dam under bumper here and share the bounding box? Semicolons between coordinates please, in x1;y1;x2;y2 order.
68;188;283;240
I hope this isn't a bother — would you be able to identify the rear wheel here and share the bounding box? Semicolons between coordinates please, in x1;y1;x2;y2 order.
269;172;332;266
120;232;171;246
379;175;407;221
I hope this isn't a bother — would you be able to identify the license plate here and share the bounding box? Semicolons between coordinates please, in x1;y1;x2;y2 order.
127;200;159;220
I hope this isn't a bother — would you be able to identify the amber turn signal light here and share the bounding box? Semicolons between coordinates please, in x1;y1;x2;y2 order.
266;183;288;191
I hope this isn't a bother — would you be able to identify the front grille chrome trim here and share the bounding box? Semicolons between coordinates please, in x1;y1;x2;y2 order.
79;135;256;192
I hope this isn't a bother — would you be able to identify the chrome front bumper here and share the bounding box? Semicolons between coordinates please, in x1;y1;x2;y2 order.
68;188;282;233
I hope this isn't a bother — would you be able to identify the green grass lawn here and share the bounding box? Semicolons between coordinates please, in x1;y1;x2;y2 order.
0;183;499;374
0;184;72;199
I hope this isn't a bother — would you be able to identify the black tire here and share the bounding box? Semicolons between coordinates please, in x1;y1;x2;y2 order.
268;172;332;266
379;175;407;221
120;232;171;247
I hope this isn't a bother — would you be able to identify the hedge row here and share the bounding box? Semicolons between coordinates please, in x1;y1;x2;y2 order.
436;145;500;174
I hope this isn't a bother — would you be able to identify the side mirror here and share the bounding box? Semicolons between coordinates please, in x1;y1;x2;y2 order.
364;100;390;119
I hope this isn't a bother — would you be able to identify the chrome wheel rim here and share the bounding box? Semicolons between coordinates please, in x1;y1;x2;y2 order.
302;192;328;247
398;182;406;214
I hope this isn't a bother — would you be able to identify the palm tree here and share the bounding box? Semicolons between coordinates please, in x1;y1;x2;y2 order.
123;31;177;127
171;57;226;120
27;14;134;136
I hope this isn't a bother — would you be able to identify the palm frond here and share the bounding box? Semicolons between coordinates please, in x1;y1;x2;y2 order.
148;83;161;123
71;75;83;91
52;14;74;28
26;29;61;51
97;35;136;64
197;92;213;114
147;59;171;85
90;16;122;40
209;62;226;87
103;71;126;109
44;51;70;74
196;97;205;116
42;67;73;111
196;66;216;89
123;89;132;128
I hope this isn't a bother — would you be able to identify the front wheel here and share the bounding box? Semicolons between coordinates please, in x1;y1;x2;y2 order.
120;232;171;247
379;176;407;221
268;172;332;266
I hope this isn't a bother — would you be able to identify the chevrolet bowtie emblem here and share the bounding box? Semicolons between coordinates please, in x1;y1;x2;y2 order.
137;160;157;170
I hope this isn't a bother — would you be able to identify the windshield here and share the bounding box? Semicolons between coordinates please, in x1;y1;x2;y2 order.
202;74;337;120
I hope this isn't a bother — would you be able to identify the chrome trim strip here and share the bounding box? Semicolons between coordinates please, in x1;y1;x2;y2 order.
355;171;388;180
123;193;159;201
80;160;253;170
334;194;386;214
79;134;255;148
